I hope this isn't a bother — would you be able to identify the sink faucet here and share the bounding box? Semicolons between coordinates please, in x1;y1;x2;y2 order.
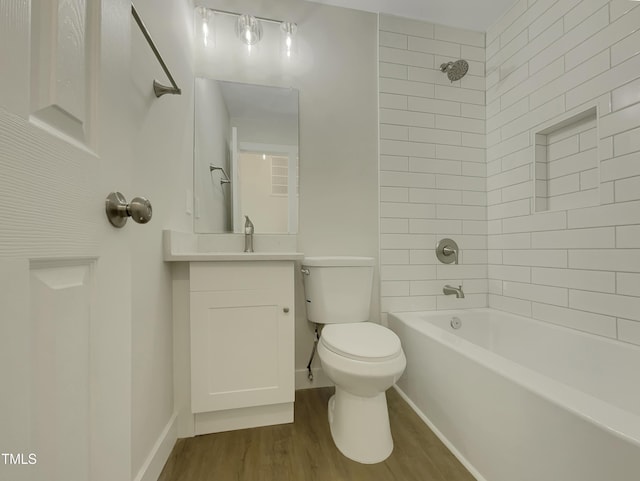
443;285;465;298
244;215;254;253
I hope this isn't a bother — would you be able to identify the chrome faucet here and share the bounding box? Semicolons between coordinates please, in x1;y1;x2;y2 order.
244;215;254;253
443;285;465;298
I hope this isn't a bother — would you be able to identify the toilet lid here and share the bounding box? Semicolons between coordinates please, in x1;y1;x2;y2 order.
320;323;402;361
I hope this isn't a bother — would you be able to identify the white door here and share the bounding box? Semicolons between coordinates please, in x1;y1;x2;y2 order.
1;2;133;481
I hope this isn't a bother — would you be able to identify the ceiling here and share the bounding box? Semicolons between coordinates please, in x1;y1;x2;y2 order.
306;0;519;32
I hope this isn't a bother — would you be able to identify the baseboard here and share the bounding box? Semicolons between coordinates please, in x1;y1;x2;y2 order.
295;367;333;390
132;412;178;481
194;402;293;435
392;386;486;481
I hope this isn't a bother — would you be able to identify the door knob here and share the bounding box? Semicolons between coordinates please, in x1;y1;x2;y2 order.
105;192;153;228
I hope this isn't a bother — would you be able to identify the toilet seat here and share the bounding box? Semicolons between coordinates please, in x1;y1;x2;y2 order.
320;323;402;362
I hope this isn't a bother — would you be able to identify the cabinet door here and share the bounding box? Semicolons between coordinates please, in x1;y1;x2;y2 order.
190;289;294;413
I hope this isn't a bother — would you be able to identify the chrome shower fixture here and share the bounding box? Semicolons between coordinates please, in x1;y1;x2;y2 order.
209;164;231;185
440;59;469;82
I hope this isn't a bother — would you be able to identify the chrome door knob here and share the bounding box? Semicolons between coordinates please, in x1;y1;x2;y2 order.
105;192;153;228
127;197;153;224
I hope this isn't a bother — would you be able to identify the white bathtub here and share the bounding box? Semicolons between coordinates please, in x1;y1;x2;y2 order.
388;308;640;481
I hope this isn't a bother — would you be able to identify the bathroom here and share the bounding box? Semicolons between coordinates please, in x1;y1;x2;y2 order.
0;0;639;480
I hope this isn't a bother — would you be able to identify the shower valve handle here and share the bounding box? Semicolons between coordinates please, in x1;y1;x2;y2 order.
105;192;153;228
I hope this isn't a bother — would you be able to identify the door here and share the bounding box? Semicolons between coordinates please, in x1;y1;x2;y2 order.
0;2;132;481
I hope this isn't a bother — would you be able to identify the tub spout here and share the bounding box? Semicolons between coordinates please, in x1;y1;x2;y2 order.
443;285;465;298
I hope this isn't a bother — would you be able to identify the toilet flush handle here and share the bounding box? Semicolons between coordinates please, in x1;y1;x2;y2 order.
301;268;310;275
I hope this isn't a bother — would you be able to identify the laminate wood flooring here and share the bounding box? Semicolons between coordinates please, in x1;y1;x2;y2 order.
158;387;476;481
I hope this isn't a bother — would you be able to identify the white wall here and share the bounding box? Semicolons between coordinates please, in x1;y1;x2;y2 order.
232;115;298;146
194;78;231;232
197;0;379;385
130;0;194;478
238;153;289;233
486;0;640;346
378;14;488;320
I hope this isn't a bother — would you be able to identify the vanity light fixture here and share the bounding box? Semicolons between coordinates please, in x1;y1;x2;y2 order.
281;21;297;58
236;14;262;48
196;6;214;48
195;6;297;56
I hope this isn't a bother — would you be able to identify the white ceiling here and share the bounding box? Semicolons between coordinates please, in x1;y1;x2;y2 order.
306;0;519;32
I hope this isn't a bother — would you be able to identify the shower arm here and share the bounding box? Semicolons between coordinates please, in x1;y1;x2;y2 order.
209;165;231;185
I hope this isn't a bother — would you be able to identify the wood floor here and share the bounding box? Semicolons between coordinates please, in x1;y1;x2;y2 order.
158;387;476;481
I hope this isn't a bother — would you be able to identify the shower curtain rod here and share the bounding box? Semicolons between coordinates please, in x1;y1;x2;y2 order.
131;4;182;98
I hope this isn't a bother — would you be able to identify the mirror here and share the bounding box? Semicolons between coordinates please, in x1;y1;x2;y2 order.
194;78;299;234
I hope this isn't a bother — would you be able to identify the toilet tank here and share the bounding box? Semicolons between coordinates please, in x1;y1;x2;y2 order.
302;256;374;324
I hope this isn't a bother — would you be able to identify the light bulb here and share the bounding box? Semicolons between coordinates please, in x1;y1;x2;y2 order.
236;14;262;46
197;7;214;49
280;22;297;58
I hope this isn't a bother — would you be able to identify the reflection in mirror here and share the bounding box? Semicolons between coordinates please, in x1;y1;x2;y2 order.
194;78;299;234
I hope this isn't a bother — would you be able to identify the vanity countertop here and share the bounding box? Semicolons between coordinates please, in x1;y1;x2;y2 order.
163;230;303;262
164;251;304;262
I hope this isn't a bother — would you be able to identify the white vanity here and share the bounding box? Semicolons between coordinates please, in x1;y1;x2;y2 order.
164;231;303;436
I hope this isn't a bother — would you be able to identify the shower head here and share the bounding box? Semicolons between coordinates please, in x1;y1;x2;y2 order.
440;59;469;82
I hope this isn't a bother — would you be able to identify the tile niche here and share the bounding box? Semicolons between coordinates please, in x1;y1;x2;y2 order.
533;106;599;213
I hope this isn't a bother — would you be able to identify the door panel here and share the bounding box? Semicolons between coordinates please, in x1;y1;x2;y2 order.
190;289;293;413
0;1;132;480
29;260;93;481
30;0;98;147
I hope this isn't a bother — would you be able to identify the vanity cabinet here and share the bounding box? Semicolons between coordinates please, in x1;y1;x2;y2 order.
188;261;295;434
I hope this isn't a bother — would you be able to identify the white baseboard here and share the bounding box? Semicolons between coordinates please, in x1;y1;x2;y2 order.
295;367;333;390
132;412;178;481
194;402;293;435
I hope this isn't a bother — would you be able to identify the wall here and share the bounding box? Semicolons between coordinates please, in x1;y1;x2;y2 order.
197;0;379;386
130;0;194;478
378;14;488;320
233;115;299;146
486;0;640;346
194;78;231;232
238;153;290;233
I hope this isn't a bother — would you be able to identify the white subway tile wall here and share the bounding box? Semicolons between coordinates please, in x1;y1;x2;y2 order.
486;0;640;345
379;14;488;315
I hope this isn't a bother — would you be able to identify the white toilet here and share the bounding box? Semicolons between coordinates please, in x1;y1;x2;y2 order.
302;256;406;464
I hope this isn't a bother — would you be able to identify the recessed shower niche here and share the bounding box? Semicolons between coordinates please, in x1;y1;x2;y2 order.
533;106;599;212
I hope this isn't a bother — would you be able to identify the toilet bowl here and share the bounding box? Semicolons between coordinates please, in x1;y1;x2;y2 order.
318;322;406;464
301;256;406;464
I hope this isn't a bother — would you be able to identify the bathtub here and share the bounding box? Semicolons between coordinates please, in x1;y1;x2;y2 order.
388;308;640;481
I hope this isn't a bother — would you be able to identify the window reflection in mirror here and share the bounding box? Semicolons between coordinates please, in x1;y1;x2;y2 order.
194;78;299;234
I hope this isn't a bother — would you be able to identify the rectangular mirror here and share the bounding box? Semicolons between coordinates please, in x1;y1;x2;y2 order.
194;78;299;234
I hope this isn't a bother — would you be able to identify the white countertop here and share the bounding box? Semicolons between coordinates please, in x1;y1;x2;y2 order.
164;251;304;262
163;230;303;262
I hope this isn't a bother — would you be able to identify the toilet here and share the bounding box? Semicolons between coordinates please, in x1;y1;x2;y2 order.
302;256;406;464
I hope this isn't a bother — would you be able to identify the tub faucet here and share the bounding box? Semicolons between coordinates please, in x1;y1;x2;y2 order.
443;285;465;298
244;215;254;253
